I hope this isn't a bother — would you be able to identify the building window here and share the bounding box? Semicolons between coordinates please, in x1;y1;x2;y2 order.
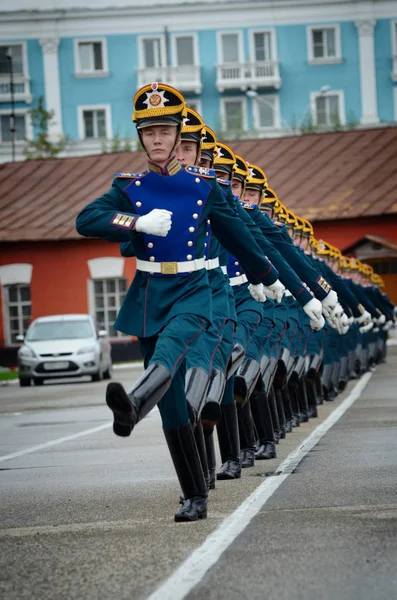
253;95;279;129
0;44;24;75
308;26;341;63
175;35;195;66
78;105;111;140
4;284;32;344
93;278;127;338
75;39;108;76
220;32;241;63
221;97;247;135
253;32;273;61
185;99;202;115
0;114;26;142
312;91;345;127
142;37;163;68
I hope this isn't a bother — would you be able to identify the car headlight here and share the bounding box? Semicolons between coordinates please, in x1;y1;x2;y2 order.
18;346;36;359
76;345;97;355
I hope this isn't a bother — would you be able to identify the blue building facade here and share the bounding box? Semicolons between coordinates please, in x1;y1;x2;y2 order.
0;0;396;162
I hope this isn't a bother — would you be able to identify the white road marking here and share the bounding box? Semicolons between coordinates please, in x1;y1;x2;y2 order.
146;371;373;600
0;422;112;463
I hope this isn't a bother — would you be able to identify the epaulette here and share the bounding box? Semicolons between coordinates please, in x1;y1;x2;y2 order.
241;202;255;210
185;165;216;179
217;178;231;187
114;172;145;179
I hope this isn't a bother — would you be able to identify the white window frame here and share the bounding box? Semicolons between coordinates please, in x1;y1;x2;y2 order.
310;89;346;127
0;41;32;103
0;263;33;347
138;35;167;69
394;86;397;122
74;38;109;78
77;104;112;140
217;30;244;65
171;33;199;67
220;96;248;133
391;20;397;81
87;278;128;340
252;94;281;130
249;28;277;63
185;98;202;116
307;25;342;65
0;107;33;144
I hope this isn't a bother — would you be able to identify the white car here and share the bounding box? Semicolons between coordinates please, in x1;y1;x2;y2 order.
18;314;113;387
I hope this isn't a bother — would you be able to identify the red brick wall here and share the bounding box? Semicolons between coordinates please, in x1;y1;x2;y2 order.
0;239;137;347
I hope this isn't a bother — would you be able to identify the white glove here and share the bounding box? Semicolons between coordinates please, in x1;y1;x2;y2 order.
329;302;344;322
135;209;172;237
359;321;374;334
348;316;354;326
383;320;394;331
336;312;349;335
263;279;285;303
303;298;323;321
248;283;267;303
356;310;371;326
376;314;386;326
310;315;325;331
321;290;339;318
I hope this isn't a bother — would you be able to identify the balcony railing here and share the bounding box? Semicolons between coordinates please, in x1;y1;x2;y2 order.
0;75;32;103
392;55;397;82
216;61;281;92
137;65;202;94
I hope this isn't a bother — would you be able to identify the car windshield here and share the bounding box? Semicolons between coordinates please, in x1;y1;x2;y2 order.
26;320;94;341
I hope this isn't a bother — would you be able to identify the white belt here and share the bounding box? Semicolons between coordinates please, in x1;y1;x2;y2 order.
229;274;248;287
205;257;220;270
221;265;227;275
137;257;206;275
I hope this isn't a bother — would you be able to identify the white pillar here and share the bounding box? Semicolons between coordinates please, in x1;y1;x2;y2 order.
355;19;379;125
39;37;64;140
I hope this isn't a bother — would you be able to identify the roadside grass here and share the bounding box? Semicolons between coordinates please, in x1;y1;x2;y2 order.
0;371;19;381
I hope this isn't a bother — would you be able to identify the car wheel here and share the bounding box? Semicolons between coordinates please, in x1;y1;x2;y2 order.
19;378;31;387
103;364;112;380
91;369;103;382
33;378;44;386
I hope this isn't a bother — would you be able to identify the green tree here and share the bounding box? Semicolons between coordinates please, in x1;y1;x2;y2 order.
24;96;68;159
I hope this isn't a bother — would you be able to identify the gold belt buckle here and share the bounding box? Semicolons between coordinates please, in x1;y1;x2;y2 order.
161;262;178;275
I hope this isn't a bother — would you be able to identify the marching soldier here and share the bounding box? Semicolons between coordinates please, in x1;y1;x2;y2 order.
76;82;285;522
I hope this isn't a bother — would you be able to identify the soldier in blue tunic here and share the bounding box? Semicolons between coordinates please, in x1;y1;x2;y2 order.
76;82;285;522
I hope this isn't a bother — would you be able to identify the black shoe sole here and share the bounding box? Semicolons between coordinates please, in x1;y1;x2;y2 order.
106;382;135;437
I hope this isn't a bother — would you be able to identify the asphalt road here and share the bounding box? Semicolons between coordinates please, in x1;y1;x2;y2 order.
0;350;396;600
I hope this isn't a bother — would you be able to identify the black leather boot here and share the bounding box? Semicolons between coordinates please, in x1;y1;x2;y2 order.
268;387;281;443
164;422;208;522
274;387;287;439
262;357;278;395
216;402;242;480
226;343;245;380
185;367;210;425
187;404;210;491
200;369;225;424
260;355;271;378
288;378;302;425
338;356;349;391
322;363;335;401
203;425;216;490
106;364;171;437
237;401;256;468
297;378;310;422
283;386;296;430
234;359;261;406
250;389;276;459
331;362;341;397
305;377;318;418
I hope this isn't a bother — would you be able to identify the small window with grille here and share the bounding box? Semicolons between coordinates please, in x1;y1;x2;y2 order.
5;283;32;344
93;278;127;338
